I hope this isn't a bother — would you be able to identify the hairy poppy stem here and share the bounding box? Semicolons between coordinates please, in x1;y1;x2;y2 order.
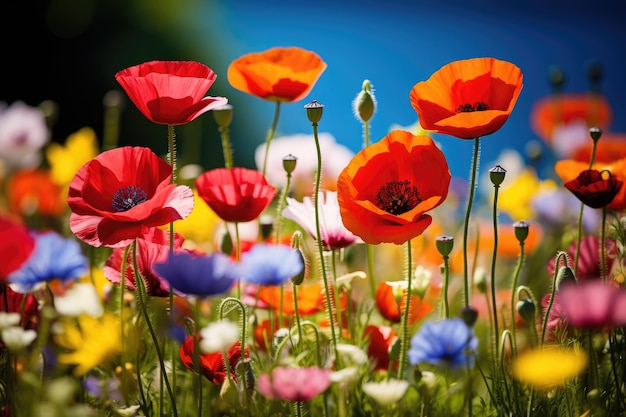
261;102;282;177
397;240;413;379
462;138;481;307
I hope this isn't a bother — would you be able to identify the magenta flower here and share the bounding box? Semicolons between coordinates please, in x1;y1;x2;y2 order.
283;190;363;250
257;366;331;402
559;280;626;329
546;236;616;282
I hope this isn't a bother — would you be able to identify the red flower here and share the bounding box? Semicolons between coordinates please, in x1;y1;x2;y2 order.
115;60;227;125
227;47;327;103
0;214;34;281
7;169;66;218
103;228;185;296
364;325;398;371
195;167;276;223
68;146;194;248
0;285;39;331
337;130;450;245
375;282;434;325
564;169;623;209
410;57;523;139
179;336;248;385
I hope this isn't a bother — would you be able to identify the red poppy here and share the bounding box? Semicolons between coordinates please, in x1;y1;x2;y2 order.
555;158;626;211
337;130;450;245
410;57;523;139
564;169;623;209
364;325;398;371
67;146;194;248
530;93;612;146
179;336;248;385
375;282;434;325
7;169;66;218
227;46;327;103
195;167;276;223
103;228;185;296
0;214;34;281
115;60;227;125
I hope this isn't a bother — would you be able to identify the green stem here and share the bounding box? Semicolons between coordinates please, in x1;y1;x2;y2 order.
397;240;413;379
490;182;501;355
311;120;340;362
462;138;481;307
601;207;607;281
262;102;282;177
220;124;233;169
541;252;568;345
441;254;450;319
132;240;178;417
510;242;525;353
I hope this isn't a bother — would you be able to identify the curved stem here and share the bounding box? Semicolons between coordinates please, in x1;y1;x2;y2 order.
509;242;525;352
462;137;481;307
541;252;568;345
490;182;501;355
261;102;282;177
441;254;450;319
397;240;413;379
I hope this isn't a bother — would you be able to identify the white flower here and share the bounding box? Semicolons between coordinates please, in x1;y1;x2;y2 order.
1;326;37;352
116;405;141;416
0;101;49;171
336;343;368;367
362;379;409;406
330;367;360;384
199;320;240;353
0;312;21;330
54;283;103;317
412;265;432;298
255;132;354;198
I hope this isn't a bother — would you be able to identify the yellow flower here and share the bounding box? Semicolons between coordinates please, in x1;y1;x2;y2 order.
55;313;122;376
498;168;557;220
511;346;587;390
46;127;99;186
173;189;221;245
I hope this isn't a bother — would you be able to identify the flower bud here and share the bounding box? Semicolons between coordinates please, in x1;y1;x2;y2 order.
516;299;536;323
282;154;298;175
548;65;566;92
513;220;530;244
290;249;307;285
489;165;507;187
589;127;602;144
213;104;233;129
556;265;577;290
353;80;376;122
585;59;604;91
435;235;454;258
473;267;487;294
305;100;324;124
460;306;479;327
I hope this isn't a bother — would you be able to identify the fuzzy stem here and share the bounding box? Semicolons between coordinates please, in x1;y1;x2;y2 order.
541;251;568;345
509;240;525;352
397;240;413;379
219;122;234;169
462;138;481;307
490;179;501;356
441;253;450;319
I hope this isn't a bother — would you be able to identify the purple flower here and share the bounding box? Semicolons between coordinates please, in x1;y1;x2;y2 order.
408;318;478;369
9;232;88;293
153;251;239;296
240;244;304;286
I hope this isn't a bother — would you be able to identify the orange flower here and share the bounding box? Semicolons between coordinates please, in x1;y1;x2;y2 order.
571;133;626;164
530;93;612;146
555;158;626;211
258;282;348;316
410;57;523;139
7;169;66;217
337;130;450;245
227;47;327;103
375;282;434;325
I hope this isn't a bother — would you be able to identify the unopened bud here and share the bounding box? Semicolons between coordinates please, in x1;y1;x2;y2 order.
589;127;602;144
282;154;297;175
305;100;324;124
291;249;307;285
513;220;530;244
460;306;479;327
556;265;577;290
489;165;507;187
516;299;536;323
435;235;454;258
353;80;376;122
473;267;487;294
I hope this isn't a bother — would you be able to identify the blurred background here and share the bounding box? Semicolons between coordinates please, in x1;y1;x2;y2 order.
3;0;626;179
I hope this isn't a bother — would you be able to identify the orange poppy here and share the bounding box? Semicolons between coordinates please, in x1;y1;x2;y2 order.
555;158;626;211
571;133;626;164
530;93;612;145
258;282;348;316
7;169;66;217
375;282;434;325
227;46;327;103
253;318;291;351
410;57;523;139
337;130;450;245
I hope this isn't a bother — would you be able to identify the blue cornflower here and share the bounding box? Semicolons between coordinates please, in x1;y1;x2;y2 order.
153;251;239;296
240;244;304;286
9;232;88;293
408;318;478;369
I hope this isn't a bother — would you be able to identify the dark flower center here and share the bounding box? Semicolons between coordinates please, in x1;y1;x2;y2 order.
375;180;421;215
456;102;490;113
112;186;147;212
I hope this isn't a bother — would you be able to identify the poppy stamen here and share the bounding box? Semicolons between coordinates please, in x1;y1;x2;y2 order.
375;180;421;215
456;102;490;113
112;186;147;212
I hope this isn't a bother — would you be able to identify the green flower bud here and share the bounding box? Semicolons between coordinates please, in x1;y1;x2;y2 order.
305;100;324;124
516;299;536;323
282;154;298;175
513;220;530;244
556;265;577;290
259;215;274;242
460;306;479;327
291;249;308;285
489;165;507;187
435;235;454;257
474;267;487;294
353;79;376;122
213;104;233;129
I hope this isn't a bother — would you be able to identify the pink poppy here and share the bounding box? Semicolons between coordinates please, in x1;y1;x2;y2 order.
559;280;626;329
68;146;194;248
115;60;227;125
258;366;331;401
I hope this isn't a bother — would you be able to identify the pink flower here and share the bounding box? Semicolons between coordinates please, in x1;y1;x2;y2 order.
559;280;626;329
0;101;49;170
257;366;331;402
